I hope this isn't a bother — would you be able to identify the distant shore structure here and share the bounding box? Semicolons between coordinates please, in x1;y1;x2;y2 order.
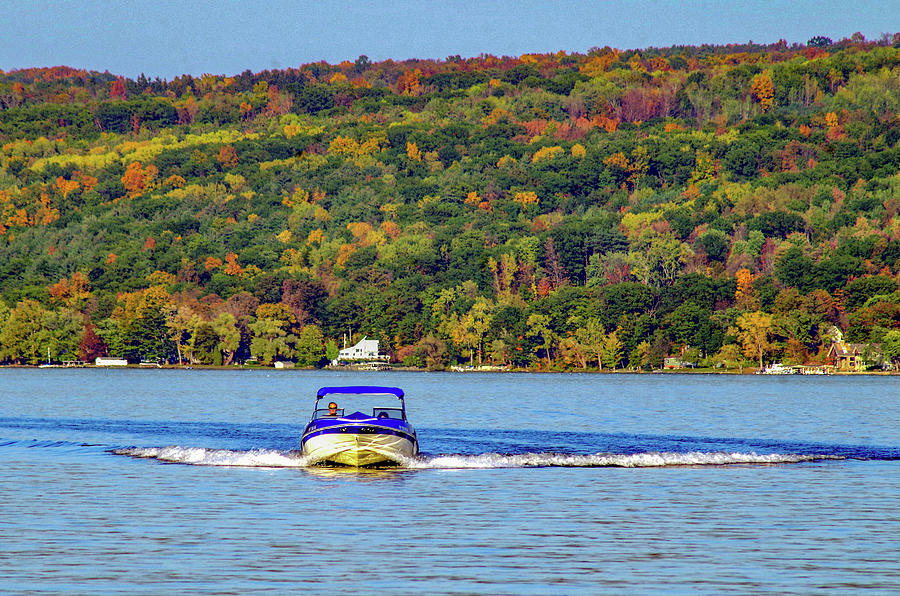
95;357;128;366
331;336;389;366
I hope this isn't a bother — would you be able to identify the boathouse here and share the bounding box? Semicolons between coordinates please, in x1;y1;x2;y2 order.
826;341;882;372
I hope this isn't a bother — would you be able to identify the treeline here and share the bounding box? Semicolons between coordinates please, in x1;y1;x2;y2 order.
2;34;900;369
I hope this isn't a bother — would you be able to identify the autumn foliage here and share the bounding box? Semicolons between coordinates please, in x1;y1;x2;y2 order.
1;33;900;370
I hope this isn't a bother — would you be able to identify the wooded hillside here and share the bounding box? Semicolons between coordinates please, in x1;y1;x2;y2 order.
2;33;900;369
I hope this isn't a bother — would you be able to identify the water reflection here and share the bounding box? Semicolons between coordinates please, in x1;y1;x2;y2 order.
299;463;413;482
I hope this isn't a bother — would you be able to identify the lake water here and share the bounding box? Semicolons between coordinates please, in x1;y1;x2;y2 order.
2;369;899;594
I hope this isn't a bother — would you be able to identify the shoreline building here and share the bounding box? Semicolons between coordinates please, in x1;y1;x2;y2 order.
332;336;389;366
95;357;128;366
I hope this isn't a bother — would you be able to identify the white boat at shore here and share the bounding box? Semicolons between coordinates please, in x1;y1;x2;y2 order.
758;363;797;375
758;363;830;375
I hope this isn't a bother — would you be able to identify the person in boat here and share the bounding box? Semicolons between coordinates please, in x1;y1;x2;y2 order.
328;402;339;416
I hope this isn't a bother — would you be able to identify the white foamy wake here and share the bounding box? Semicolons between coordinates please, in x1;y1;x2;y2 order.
114;446;311;467
401;451;844;469
114;446;842;469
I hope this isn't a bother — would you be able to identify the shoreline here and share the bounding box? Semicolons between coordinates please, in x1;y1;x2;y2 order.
4;364;897;375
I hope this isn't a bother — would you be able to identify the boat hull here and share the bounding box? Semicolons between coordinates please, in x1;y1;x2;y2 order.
301;425;417;466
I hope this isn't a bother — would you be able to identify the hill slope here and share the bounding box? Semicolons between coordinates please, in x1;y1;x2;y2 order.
2;36;900;369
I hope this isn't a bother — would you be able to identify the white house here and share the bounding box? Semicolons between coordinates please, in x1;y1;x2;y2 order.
332;336;388;365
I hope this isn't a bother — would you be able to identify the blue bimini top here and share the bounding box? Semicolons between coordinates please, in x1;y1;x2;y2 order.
316;386;405;400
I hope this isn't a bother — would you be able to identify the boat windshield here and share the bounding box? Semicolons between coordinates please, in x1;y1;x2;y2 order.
372;407;404;420
313;408;345;419
312;397;405;420
312;406;405;420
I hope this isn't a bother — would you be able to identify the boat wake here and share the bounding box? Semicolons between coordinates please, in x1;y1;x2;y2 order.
114;446;310;467
404;451;843;468
112;446;843;469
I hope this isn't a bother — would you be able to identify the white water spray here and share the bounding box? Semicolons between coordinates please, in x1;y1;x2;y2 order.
114;446;843;469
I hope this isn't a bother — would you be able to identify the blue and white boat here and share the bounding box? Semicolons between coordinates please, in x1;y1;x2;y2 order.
300;386;418;466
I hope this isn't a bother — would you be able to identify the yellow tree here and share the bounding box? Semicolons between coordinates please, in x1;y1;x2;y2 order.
406;141;422;162
731;311;775;370
734;268;757;309
751;71;775;112
487;253;519;299
513;191;538;207
459;298;494;365
165;304;196;365
531;146;564;163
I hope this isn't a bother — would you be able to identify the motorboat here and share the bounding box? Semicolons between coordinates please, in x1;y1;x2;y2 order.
300;386;418;466
757;363;798;375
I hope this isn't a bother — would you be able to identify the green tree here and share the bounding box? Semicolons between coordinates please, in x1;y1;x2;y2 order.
212;313;241;365
295;324;325;367
108;286;174;362
488;337;512;366
249;317;297;365
775;247;815;293
249;304;298;365
625;237;690;287
325;338;340;363
663;302;723;356
526;313;557;368
43;308;86;363
0;299;47;364
575;318;606;369
180;313;205;364
807;36;832;47
0;301;85;364
712;343;746;370
189;320;220;365
629;340;651;370
600;329;623;370
0;302;10;361
881;329;900;369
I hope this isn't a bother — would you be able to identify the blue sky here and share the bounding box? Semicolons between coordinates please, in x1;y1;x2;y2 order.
2;0;897;79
